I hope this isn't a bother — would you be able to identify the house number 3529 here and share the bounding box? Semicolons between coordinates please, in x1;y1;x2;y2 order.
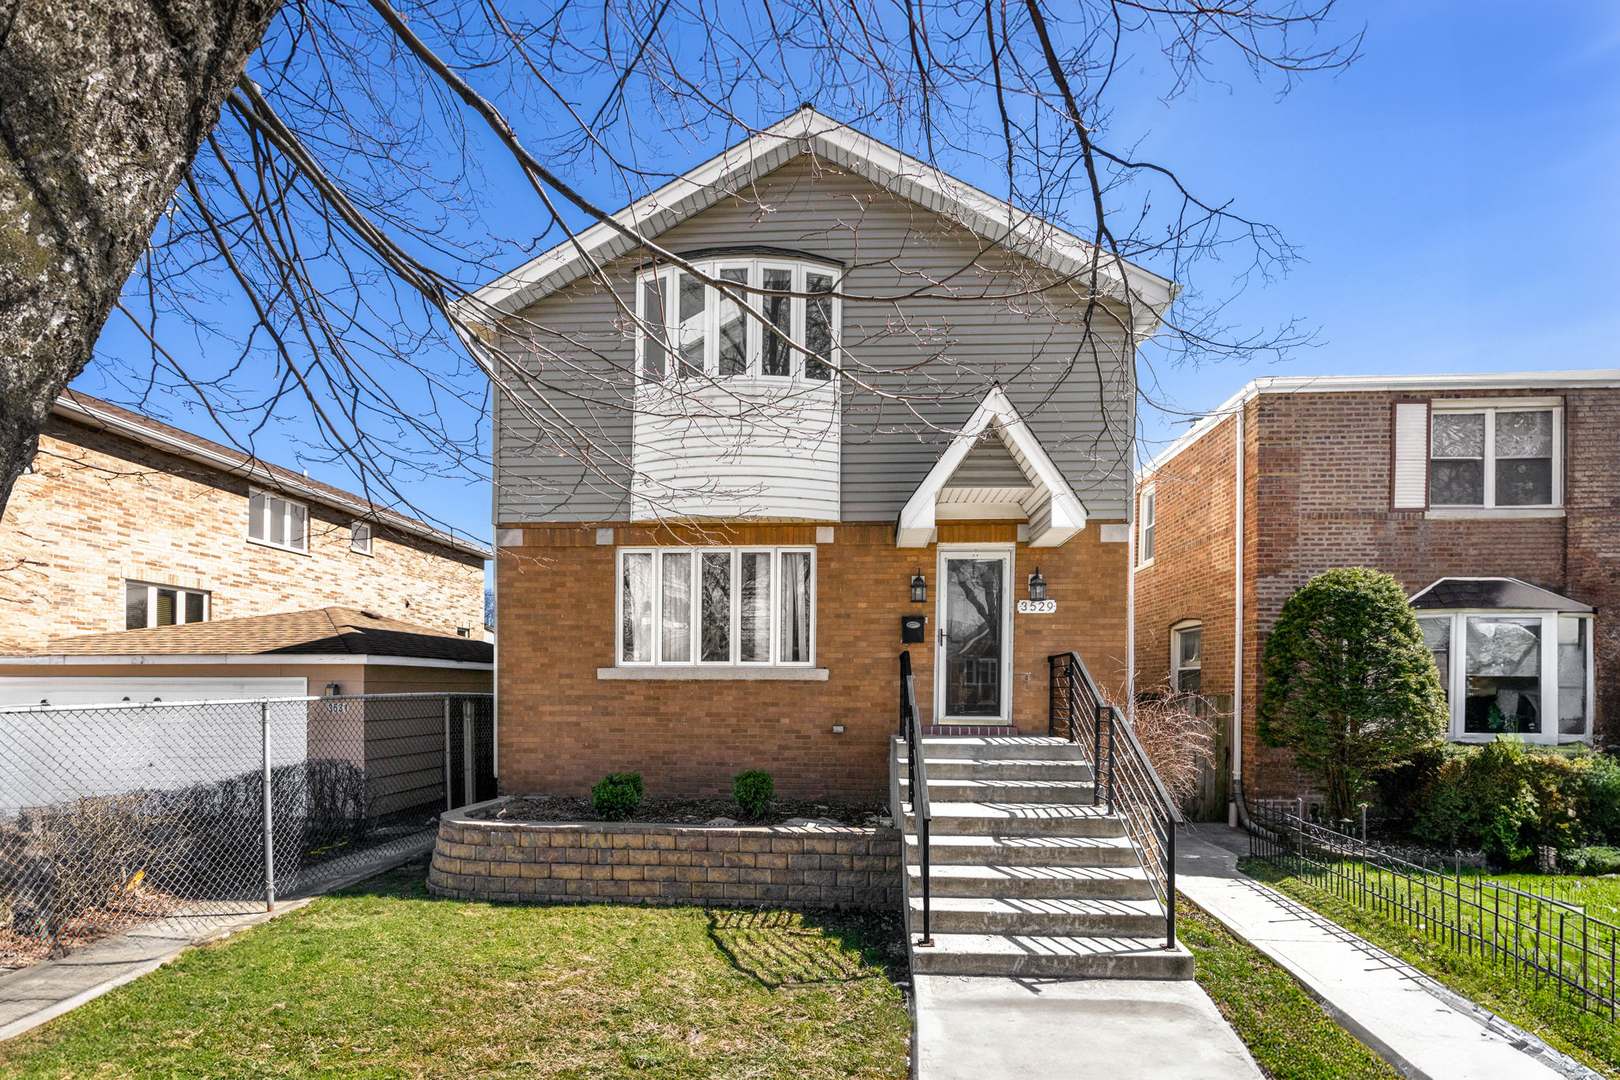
1016;599;1057;614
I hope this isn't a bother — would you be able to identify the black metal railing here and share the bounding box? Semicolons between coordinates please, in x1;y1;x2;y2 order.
898;650;933;947
1250;800;1620;1021
1049;652;1182;948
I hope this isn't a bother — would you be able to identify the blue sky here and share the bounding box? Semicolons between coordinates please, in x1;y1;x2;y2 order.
80;1;1620;545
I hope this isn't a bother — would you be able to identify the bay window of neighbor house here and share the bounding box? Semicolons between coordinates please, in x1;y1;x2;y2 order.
1415;611;1593;743
637;259;838;383
618;547;815;666
1429;407;1560;508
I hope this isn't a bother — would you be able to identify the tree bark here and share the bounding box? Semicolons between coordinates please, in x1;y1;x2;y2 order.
0;0;280;514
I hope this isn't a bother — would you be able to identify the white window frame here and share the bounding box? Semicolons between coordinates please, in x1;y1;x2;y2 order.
615;546;816;668
1416;608;1594;744
350;520;374;556
1171;620;1202;695
125;580;210;629
1136;486;1156;568
1429;404;1563;510
634;258;841;384
247;487;310;554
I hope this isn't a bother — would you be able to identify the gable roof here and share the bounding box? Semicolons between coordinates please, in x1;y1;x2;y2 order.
51;392;491;561
7;607;492;664
1409;577;1592;613
459;107;1176;335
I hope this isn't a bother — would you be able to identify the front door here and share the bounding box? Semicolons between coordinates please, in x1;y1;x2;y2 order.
936;549;1012;722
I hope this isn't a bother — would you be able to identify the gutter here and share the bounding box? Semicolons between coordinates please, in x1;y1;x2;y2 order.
1230;404;1246;829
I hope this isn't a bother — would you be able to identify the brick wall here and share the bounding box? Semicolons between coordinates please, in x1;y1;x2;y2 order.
427;808;903;909
496;521;1130;800
1141;386;1620;803
0;415;486;647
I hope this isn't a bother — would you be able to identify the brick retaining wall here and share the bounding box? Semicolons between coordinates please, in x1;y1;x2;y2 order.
426;801;904;910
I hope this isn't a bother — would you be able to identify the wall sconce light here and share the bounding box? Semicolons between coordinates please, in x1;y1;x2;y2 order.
1027;567;1047;602
910;571;928;603
324;683;342;697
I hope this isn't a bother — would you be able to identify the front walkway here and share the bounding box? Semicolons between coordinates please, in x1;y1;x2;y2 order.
913;973;1261;1079
1178;826;1588;1080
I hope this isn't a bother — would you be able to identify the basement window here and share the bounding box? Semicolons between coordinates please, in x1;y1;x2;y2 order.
618;547;814;667
125;581;210;630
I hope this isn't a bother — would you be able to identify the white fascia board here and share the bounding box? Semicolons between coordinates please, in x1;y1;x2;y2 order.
0;653;494;670
457;109;1176;331
52;397;492;561
896;386;1087;548
1137;368;1620;480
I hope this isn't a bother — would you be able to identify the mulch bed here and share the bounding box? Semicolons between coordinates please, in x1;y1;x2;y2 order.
484;795;891;829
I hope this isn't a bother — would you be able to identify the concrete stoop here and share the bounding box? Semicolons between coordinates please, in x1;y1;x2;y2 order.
896;735;1191;979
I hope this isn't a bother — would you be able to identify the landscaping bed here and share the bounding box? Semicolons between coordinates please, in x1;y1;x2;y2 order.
487;794;890;828
0;858;912;1079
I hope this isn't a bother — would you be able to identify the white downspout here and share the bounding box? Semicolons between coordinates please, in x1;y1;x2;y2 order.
1127;482;1137;719
1229;406;1245;828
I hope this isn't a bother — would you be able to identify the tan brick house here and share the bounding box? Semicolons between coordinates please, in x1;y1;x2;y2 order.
0;391;490;651
464;109;1175;800
1134;370;1620;812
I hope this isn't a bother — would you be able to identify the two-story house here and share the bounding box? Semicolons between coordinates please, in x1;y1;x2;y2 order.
465;108;1175;800
0;390;491;650
1135;371;1620;812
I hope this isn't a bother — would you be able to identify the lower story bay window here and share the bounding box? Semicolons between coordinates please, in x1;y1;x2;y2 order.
618;547;814;667
1417;610;1594;743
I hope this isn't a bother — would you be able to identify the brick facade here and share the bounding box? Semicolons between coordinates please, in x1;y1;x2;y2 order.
0;413;486;648
1137;385;1620;803
427;805;903;910
497;521;1130;800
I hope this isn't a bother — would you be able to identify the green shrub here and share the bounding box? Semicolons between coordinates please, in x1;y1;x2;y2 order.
591;772;644;821
1562;846;1620;876
1581;753;1620;843
733;770;775;819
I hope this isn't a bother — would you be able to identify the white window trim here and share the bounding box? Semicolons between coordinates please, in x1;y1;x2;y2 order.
634;258;841;384
247;487;312;555
125;581;211;629
1417;608;1594;745
1429;404;1563;511
1171;619;1202;694
614;546;816;669
1135;485;1156;569
350;521;374;556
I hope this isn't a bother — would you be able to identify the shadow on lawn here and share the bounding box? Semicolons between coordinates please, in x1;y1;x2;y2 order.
705;907;910;989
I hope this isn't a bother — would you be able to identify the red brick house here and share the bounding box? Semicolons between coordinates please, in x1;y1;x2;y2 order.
1134;371;1620;812
464;109;1175;800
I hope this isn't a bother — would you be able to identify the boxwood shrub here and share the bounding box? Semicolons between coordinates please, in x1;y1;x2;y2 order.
591;772;644;821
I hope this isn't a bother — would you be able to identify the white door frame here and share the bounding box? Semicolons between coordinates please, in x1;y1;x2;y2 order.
935;545;1015;723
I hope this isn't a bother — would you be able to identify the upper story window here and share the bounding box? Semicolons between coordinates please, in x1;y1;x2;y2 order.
1171;621;1202;694
637;258;838;383
1136;486;1156;567
618;546;814;667
350;521;373;555
126;581;209;630
248;488;308;553
1429;406;1561;508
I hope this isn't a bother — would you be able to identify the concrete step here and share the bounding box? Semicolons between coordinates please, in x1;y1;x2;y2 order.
901;777;1098;804
906;801;1125;837
905;832;1140;868
906;736;1086;761
908;895;1168;937
897;757;1095;782
908;932;1194;979
908;862;1158;901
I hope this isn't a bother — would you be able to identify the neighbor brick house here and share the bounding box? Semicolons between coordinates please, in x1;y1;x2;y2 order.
1134;370;1620;809
463;108;1175;800
0;391;491;651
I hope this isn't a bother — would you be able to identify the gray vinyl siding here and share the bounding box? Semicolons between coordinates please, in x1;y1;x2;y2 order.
496;154;1136;524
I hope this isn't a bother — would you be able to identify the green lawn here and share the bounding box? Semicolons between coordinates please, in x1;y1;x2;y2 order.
0;860;910;1079
1243;857;1620;1078
1178;898;1398;1080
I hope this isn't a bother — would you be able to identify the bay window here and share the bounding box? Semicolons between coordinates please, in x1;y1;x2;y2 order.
1416;609;1593;743
636;258;839;383
618;547;815;666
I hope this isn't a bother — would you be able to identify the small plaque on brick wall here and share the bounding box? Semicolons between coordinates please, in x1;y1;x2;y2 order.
1099;524;1130;543
495;528;524;547
1017;599;1057;614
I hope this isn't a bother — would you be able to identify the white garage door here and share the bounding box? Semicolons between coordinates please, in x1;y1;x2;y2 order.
0;676;306;707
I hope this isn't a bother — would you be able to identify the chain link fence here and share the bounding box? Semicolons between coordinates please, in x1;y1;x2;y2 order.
0;692;493;972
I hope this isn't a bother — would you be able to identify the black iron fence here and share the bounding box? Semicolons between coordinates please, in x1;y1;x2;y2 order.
0;692;493;971
1250;800;1620;1020
898;650;933;947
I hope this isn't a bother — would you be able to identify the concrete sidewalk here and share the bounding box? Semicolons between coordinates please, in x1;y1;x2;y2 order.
913;972;1262;1079
1178;826;1591;1080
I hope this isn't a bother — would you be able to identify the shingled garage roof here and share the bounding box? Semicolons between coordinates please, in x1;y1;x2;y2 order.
16;608;493;665
1410;577;1593;613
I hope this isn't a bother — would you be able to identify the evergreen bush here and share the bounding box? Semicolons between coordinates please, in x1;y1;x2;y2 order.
591;772;644;821
733;770;775;819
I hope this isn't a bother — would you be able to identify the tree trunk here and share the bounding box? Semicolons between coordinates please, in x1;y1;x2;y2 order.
0;0;281;514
